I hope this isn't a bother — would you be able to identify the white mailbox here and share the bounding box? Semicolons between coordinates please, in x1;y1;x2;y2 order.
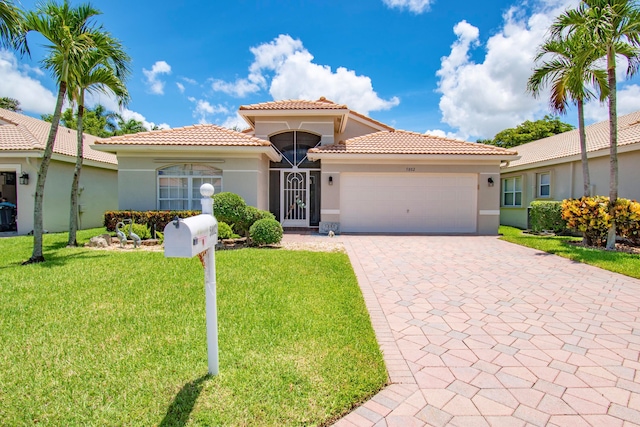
164;214;218;258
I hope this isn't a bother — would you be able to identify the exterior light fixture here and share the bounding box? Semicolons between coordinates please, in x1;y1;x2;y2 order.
19;172;29;185
487;177;494;187
328;176;333;185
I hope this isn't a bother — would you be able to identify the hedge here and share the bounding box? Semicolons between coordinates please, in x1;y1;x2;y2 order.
529;201;566;233
104;210;201;233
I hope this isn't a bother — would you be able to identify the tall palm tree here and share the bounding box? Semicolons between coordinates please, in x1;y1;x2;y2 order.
552;0;640;249
0;0;25;52
66;32;130;247
23;0;102;263
528;31;608;198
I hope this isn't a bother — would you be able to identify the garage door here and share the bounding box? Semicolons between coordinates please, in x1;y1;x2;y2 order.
340;173;477;233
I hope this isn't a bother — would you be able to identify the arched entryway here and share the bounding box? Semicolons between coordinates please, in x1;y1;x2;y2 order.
268;131;321;227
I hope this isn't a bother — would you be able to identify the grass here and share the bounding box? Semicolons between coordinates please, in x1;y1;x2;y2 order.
0;229;386;426
499;225;640;279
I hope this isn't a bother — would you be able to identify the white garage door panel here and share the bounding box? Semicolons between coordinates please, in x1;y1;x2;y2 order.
341;173;477;233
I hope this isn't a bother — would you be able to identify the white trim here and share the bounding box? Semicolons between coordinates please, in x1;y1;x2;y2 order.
221;170;260;173
479;210;500;215
321;209;340;215
308;153;519;162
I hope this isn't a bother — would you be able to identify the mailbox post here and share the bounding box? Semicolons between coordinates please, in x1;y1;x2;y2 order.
163;184;219;375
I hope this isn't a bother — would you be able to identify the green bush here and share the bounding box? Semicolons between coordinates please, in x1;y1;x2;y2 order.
130;223;151;240
530;201;566;233
236;206;276;236
250;218;283;246
213;192;246;226
217;222;234;240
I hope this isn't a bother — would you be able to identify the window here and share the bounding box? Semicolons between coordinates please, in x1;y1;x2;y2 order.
502;177;522;207
157;164;222;210
538;173;550;198
269;131;321;169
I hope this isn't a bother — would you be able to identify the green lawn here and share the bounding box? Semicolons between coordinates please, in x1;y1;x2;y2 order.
499;225;640;279
0;229;386;426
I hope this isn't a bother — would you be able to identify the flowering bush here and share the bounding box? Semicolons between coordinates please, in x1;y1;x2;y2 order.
561;197;611;246
613;198;640;245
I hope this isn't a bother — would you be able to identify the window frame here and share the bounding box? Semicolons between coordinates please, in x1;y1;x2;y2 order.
502;176;523;207
157;164;223;211
537;172;551;199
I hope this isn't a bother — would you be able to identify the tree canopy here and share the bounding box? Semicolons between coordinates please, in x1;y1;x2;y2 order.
42;104;148;137
477;115;575;148
0;96;21;111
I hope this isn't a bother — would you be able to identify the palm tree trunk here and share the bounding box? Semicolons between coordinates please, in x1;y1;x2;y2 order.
577;98;590;197
606;50;618;250
68;93;85;247
25;81;66;264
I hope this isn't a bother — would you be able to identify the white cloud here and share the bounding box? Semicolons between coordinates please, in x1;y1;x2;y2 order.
142;60;172;95
584;84;640;122
220;113;249;130
382;0;433;14
0;50;57;114
434;0;580;140
187;97;229;124
424;129;465;140
211;34;399;115
176;82;185;93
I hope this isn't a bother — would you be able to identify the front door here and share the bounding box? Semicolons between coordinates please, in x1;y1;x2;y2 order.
281;170;308;227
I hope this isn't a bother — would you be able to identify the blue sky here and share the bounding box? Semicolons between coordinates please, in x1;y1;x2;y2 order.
3;0;640;140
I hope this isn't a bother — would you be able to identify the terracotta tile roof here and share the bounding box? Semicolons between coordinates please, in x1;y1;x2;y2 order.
310;130;518;156
0;108;117;165
96;124;271;146
239;97;348;111
348;110;395;131
506;111;640;168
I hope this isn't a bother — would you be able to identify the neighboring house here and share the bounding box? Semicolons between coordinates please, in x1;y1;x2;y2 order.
94;98;518;234
0;108;118;234
500;111;640;229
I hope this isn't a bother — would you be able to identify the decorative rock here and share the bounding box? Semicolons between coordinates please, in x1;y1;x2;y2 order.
100;233;112;245
141;239;160;246
87;236;109;248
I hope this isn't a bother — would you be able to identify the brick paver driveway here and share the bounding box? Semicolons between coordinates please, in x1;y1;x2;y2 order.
334;235;640;427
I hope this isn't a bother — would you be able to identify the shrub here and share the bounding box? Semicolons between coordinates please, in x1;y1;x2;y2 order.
217;221;234;240
236;206;276;236
530;201;566;233
130;223;151;240
561;197;611;246
250;218;283;246
104;210;200;232
213;192;246;226
613;198;640;244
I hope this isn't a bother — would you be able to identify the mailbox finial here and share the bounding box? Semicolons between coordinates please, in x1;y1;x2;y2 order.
173;216;180;228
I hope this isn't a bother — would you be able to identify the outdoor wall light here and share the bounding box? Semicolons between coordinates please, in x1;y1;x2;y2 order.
19;172;29;185
328;176;333;185
487;177;494;187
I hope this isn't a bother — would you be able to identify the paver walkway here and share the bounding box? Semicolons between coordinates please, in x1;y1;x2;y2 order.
319;235;640;427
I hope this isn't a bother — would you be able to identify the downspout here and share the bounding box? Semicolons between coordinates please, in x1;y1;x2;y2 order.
569;161;574;199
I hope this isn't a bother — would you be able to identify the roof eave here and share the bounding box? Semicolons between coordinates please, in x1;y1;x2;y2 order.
308;152;521;162
91;144;282;162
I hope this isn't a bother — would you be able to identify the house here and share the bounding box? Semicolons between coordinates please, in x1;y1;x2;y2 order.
500;111;640;229
94;98;518;234
0;108;118;234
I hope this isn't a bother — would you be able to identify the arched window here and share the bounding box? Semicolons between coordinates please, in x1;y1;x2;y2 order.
157;164;222;210
269;131;321;168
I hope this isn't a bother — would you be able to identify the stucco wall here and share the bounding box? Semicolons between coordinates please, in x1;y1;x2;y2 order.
0;157;117;234
116;155;270;211
319;160;502;235
499;149;640;229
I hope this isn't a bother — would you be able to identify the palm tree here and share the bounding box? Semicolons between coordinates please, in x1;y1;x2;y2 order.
66;32;130;247
0;96;22;111
0;0;25;52
23;0;102;263
114;114;147;135
528;31;608;199
552;0;640;249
